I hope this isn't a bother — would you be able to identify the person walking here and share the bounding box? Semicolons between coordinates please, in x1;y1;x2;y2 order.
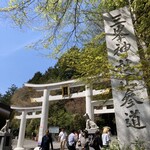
68;129;76;150
83;130;89;150
91;130;102;150
77;130;84;150
48;131;53;150
102;127;111;149
40;130;51;150
58;128;67;150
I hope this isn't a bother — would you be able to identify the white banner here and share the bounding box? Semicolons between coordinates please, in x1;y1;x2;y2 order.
49;126;59;133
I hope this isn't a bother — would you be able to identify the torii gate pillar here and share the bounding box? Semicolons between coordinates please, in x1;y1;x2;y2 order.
38;88;50;146
14;111;27;150
85;84;93;120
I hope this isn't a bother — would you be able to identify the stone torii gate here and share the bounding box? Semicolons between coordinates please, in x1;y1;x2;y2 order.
24;79;108;145
11;99;114;150
92;99;114;115
11;106;42;150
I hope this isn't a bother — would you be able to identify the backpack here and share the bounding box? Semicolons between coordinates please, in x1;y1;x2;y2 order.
89;136;101;148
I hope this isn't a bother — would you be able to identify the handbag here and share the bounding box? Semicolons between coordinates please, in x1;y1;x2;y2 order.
78;141;81;146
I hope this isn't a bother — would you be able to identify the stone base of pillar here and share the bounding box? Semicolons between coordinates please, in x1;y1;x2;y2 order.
34;146;41;150
86;128;99;134
14;147;25;150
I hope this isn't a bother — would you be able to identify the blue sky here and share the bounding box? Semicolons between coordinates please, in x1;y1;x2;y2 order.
0;23;57;94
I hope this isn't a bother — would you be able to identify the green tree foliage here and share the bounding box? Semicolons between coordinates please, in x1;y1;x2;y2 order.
0;0;103;54
0;84;17;105
1;1;149;88
72;113;85;131
55;46;81;80
26;119;40;138
40;67;60;83
28;47;81;84
55;41;110;84
48;101;85;131
28;71;43;84
0;93;3;101
1;1;149;80
48;101;73;130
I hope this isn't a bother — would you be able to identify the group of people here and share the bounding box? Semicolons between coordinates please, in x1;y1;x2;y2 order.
40;126;111;150
58;126;111;150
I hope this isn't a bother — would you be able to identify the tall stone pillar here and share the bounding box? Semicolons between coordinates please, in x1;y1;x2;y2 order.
91;103;94;121
103;6;150;148
38;88;50;146
14;111;27;150
85;84;93;120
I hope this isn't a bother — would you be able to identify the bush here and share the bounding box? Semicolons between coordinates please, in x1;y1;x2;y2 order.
109;138;146;150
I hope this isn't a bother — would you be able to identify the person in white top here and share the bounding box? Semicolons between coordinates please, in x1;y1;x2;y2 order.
78;130;86;150
102;127;111;148
58;128;67;150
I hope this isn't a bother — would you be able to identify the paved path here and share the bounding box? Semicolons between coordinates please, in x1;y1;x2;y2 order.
12;139;95;150
12;139;60;150
12;137;117;150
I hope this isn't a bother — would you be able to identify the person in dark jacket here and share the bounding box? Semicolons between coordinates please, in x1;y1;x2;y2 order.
48;131;53;150
40;130;53;150
92;130;102;150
